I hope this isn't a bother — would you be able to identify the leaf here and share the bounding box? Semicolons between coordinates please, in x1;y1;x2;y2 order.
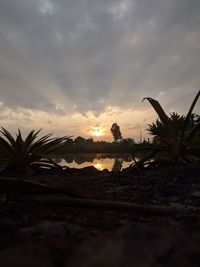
0;161;9;172
186;123;200;141
0;128;68;171
142;97;176;138
181;90;200;139
23;129;41;154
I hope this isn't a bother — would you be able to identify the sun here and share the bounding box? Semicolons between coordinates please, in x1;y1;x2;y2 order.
94;163;104;171
91;127;105;137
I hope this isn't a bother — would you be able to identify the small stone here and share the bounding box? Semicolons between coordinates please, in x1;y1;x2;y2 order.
191;191;200;197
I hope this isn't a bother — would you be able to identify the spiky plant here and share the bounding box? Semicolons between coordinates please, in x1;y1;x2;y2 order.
131;90;200;169
147;112;187;141
0;128;68;172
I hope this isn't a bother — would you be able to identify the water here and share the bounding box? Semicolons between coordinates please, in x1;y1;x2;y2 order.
53;153;134;172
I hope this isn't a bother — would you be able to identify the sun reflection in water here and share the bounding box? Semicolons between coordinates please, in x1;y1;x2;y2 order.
94;162;104;171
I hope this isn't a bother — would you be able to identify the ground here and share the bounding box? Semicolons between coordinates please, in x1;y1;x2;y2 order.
0;164;200;266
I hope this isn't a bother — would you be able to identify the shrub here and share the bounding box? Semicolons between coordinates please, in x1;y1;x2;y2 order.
0;128;68;172
131;90;200;169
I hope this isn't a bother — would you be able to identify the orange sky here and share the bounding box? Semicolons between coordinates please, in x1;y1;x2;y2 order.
0;104;158;142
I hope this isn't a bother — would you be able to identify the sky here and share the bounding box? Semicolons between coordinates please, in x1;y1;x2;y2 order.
0;0;199;141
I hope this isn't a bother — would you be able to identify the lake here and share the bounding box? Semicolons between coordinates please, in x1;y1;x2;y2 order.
53;153;134;172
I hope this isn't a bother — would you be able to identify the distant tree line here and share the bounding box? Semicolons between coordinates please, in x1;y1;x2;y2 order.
55;111;200;155
56;136;136;154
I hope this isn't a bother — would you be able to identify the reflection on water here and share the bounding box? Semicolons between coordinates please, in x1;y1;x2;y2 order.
54;153;133;172
111;159;123;172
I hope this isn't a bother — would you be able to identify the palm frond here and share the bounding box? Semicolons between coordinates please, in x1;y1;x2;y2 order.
181;90;200;138
142;97;176;138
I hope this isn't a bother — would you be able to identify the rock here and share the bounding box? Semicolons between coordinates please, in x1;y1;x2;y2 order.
191;191;200;198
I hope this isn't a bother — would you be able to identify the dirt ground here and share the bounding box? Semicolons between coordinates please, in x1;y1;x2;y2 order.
0;164;200;266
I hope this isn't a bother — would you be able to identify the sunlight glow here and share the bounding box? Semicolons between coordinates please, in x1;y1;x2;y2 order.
94;163;104;171
90;127;105;137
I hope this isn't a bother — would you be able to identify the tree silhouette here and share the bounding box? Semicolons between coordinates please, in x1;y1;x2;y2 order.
111;123;122;142
74;136;86;145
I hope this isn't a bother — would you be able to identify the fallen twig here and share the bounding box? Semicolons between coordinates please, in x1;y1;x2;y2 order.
8;194;200;220
1;177;200;220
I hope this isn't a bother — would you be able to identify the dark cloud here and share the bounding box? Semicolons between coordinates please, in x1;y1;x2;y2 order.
0;0;199;114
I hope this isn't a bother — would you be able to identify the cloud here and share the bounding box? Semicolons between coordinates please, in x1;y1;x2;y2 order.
0;0;199;138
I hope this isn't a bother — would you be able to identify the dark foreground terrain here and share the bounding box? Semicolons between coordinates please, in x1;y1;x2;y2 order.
0;164;200;266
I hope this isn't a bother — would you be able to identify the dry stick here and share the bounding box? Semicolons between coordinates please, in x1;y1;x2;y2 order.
13;194;200;219
1;177;200;220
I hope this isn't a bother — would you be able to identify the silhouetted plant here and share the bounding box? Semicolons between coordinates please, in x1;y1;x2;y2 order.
0;128;68;172
147;112;200;142
130;90;200;169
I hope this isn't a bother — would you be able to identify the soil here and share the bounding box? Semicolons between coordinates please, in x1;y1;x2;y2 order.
0;164;200;267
